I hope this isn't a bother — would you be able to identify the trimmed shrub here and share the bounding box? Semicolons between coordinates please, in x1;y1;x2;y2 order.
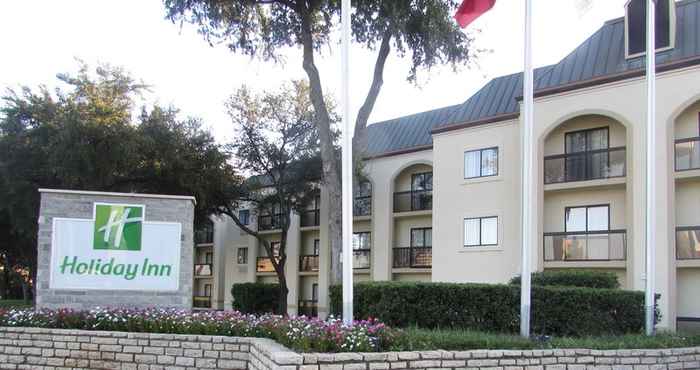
231;283;281;314
330;282;655;337
510;270;620;289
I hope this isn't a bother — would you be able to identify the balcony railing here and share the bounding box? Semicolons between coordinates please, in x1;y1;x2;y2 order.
299;255;319;272
258;213;283;231
544;147;626;184
300;209;320;227
193;296;212;309
393;247;432;268
194;263;213;277
354;196;372;216
675;137;700;171
393;190;433;212
195;228;214;244
256;257;277;272
298;300;318;317
676;226;700;259
353;249;371;269
543;230;627;262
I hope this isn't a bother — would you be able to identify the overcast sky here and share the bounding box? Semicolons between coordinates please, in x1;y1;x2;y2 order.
0;0;627;143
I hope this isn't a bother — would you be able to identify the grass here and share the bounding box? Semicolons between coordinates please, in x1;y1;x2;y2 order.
391;327;700;351
0;299;32;309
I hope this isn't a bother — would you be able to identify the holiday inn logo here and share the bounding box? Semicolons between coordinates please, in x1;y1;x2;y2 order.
93;204;144;251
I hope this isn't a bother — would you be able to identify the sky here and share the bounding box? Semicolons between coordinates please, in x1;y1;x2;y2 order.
0;0;628;143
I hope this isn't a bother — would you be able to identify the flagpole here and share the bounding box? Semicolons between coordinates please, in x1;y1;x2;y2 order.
644;0;656;336
520;0;533;338
341;0;354;326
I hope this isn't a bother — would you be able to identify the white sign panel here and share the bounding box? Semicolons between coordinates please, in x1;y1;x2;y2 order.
49;203;181;291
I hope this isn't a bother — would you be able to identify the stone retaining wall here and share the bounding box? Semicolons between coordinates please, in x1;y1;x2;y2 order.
1;327;700;370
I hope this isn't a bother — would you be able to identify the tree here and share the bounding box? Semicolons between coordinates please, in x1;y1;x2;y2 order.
0;63;240;297
218;81;326;314
164;0;479;285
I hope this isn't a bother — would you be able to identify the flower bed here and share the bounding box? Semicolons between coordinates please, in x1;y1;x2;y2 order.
0;307;399;353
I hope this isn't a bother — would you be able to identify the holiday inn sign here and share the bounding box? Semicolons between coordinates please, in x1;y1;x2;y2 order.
49;202;181;291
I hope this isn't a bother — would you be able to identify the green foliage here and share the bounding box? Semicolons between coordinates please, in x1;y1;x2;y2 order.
164;0;476;82
330;282;655;337
231;283;282;315
509;270;620;289
0;63;240;273
394;327;700;351
0;300;32;310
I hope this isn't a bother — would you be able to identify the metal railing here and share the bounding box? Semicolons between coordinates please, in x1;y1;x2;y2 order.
393;247;432;268
354;196;372;216
675;137;700;171
393;190;432;212
299;255;319;272
676;226;700;260
194;263;213;276
193;296;212;309
300;209;320;227
256;257;277;272
195;228;214;244
544;147;626;184
298;300;318;317
353;249;371;269
543;230;627;261
258;213;283;231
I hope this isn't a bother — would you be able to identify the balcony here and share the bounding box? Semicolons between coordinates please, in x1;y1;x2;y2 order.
300;209;320;227
353;249;371;269
194;263;213;277
193;296;212;309
393;190;432;213
299;255;319;272
544;230;626;262
676;226;700;259
256;257;277;272
544;147;626;184
393;247;432;268
298;300;318;317
258;214;283;231
195;228;214;244
354;196;371;217
675;137;700;171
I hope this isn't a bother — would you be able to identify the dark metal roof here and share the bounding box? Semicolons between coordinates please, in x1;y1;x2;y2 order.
366;0;700;157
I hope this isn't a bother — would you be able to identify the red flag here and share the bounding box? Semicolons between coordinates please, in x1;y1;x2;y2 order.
454;0;496;28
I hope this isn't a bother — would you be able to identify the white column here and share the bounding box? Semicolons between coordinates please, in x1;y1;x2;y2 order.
520;0;534;338
645;0;657;336
340;0;354;325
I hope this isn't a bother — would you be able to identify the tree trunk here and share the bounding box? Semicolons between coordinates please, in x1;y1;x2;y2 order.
298;6;343;285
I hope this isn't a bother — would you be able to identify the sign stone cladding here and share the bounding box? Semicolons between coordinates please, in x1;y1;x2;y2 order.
35;189;195;310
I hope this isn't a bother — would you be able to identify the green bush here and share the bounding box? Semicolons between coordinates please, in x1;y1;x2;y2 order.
330;282;656;337
231;283;281;314
510;270;620;289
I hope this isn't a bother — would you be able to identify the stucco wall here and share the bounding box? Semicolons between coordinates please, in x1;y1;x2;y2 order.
35;190;194;310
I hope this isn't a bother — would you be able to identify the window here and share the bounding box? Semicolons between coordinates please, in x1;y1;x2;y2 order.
411;172;433;191
237;247;248;264
239;209;250;225
356;181;372;197
270;241;281;256
313;239;320;255
352;232;371;250
204;283;212;297
565;205;610;232
464;147;498;179
464;217;498;247
410;228;432;247
205;252;213;264
312;283;319;301
625;0;673;57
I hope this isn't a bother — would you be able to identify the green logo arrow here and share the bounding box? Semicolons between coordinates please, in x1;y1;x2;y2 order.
93;204;143;251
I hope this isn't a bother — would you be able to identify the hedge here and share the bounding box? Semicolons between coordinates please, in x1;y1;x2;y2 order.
231;283;281;314
509;270;620;289
330;282;656;337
